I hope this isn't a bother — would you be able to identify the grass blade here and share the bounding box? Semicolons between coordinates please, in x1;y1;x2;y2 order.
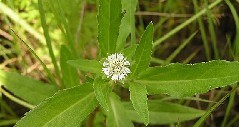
38;0;61;84
193;85;238;127
164;31;197;64
153;0;223;47
221;85;236;127
10;29;57;85
225;0;239;58
204;0;219;59
192;0;211;60
0;87;35;109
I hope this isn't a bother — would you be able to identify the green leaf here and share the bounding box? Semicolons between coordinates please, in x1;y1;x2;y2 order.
129;83;149;125
136;60;239;97
15;84;98;127
98;0;122;57
125;101;205;125
93;78;111;112
116;0;138;51
60;45;79;88
0;70;57;105
131;23;154;77
67;59;102;74
107;93;134;127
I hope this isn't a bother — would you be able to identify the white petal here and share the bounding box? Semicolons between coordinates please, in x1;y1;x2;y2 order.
107;56;111;60
102;68;110;76
123;67;131;73
124;61;130;66
103;61;109;67
107;54;114;61
117;53;124;60
119;74;125;80
112;74;119;80
111;54;117;60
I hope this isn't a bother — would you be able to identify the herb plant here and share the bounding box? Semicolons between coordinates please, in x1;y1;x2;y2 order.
0;0;239;127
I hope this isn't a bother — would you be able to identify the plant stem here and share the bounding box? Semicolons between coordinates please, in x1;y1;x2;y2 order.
0;86;35;109
153;0;223;47
192;0;210;60
221;85;236;127
193;85;238;127
204;0;219;59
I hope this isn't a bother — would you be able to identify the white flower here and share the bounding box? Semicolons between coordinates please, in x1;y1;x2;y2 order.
102;53;131;81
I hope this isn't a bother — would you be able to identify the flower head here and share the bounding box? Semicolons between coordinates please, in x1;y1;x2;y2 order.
102;53;130;81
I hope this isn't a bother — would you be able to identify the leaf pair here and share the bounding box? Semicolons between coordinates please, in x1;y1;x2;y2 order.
127;22;154;125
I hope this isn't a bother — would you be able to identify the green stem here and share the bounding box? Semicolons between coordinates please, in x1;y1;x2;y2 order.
0;86;35;109
0;119;19;126
221;85;236;127
192;0;211;60
225;0;239;58
227;115;239;127
204;0;219;59
153;0;223;47
151;57;164;65
193;85;238;127
164;31;197;65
